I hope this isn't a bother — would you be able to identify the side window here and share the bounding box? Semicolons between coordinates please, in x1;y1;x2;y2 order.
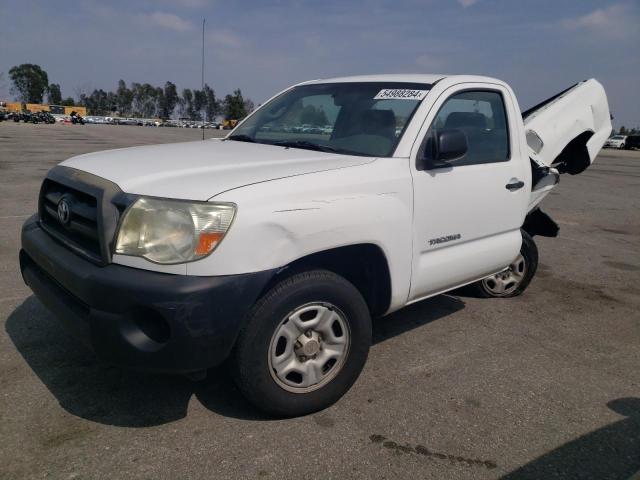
425;90;509;166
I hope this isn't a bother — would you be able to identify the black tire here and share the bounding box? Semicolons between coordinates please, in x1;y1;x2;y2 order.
470;230;538;298
232;269;371;417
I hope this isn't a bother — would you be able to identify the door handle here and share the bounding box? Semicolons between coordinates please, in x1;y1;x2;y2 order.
505;180;525;191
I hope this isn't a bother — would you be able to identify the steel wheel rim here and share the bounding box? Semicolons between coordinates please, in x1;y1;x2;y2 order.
268;302;351;393
482;254;527;295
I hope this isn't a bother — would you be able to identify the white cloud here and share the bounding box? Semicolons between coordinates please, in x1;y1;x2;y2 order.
458;0;479;8
146;12;193;32
174;0;210;7
561;4;637;38
207;30;244;48
151;0;210;8
415;54;442;71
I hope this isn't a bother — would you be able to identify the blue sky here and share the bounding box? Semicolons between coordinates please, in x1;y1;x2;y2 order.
0;0;638;127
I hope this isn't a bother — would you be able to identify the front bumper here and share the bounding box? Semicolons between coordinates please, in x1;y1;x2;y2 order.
20;215;276;374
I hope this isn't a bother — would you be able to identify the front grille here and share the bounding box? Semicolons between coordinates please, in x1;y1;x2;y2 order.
37;166;134;264
39;178;103;262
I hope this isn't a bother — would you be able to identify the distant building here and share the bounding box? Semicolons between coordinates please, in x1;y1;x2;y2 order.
2;101;87;117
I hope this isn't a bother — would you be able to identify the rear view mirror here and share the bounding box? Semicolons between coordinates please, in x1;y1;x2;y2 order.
419;129;468;170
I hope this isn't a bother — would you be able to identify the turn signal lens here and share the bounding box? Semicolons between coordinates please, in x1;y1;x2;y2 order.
195;232;224;256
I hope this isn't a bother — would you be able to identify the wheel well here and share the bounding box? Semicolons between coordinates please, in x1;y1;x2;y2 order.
262;244;392;317
523;208;559;238
553;130;594;175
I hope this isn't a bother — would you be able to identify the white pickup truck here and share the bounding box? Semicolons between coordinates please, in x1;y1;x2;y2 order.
20;74;611;416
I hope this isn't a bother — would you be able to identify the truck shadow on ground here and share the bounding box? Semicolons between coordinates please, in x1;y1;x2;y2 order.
5;294;464;426
500;397;640;480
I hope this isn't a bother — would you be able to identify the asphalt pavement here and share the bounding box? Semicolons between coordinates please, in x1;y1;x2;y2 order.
1;122;638;479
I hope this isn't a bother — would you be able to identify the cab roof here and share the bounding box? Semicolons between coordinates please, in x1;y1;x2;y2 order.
302;74;446;85
298;74;504;87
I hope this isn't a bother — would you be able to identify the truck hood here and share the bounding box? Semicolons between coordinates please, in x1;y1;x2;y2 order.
61;139;373;200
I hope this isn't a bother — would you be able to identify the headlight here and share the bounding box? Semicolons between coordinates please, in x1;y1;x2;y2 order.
115;197;236;264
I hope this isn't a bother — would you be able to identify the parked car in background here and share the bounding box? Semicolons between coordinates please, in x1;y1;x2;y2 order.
117;118;138;126
604;135;627;149
7;111;55;124
69;111;85;125
624;135;640;150
33;112;56;124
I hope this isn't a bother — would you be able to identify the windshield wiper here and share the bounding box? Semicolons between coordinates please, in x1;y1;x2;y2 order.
226;134;256;143
272;140;339;153
227;136;343;154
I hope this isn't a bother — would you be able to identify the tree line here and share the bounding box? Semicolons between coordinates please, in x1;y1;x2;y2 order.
7;63;253;120
618;126;639;135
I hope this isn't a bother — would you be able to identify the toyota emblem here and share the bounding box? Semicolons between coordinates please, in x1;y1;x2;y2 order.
57;198;71;225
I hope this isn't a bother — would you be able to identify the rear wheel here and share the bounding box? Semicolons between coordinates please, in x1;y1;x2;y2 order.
471;231;538;298
232;269;371;417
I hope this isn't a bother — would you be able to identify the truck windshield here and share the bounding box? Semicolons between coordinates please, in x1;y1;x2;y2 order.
229;82;430;157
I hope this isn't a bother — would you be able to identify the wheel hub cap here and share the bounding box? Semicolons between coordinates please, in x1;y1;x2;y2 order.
482;253;527;295
268;303;351;393
295;331;321;357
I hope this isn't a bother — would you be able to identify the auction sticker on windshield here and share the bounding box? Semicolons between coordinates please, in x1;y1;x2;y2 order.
374;89;428;100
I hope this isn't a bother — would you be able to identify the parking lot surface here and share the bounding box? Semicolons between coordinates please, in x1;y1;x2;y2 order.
1;122;639;479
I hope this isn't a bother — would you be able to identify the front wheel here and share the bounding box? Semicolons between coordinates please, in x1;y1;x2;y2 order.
232;269;372;417
471;230;538;298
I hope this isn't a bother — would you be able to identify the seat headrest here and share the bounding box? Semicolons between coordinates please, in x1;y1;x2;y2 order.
445;112;487;129
360;109;396;133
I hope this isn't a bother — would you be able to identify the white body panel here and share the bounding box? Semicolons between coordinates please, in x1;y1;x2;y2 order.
522;79;610;211
523;79;612;167
55;74;611;314
61;139;372;201
202;157;414;311
406;79;530;299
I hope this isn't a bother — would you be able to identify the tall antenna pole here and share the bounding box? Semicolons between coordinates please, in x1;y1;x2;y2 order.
201;18;205;140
